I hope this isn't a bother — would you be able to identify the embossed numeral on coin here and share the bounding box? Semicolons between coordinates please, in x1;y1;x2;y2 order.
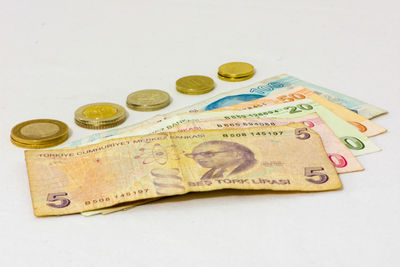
295;128;311;140
304;167;329;184
46;192;71;208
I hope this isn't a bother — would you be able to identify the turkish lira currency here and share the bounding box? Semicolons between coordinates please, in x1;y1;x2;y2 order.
79;99;380;157
62;74;387;149
83;112;362;216
83;113;362;216
11;119;69;149
165;74;387;119
126;90;171;111
215;86;387;137
176;75;215;95
74;102;127;129
218;62;255;81
25;124;341;216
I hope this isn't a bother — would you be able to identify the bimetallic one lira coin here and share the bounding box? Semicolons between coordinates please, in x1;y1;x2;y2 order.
126;90;171;111
218;62;255;82
74;102;127;129
10;119;69;148
176;75;214;95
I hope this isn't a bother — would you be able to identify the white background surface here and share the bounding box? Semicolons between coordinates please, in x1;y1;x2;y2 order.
1;0;399;266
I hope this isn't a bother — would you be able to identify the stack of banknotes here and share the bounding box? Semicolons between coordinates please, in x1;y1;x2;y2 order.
24;74;387;217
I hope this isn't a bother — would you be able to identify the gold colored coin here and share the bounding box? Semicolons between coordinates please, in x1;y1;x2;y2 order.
10;119;69;148
176;75;214;95
74;120;127;129
83;105;118;119
75;102;126;129
126;89;171;111
11;135;69;149
218;62;255;79
218;73;253;82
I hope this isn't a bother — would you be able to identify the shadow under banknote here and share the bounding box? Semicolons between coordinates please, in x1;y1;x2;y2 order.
82;188;341;216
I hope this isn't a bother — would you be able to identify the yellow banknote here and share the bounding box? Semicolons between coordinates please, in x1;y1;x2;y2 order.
25;124;341;217
215;87;386;137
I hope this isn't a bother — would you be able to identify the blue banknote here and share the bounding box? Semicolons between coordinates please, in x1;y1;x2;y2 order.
202;74;387;119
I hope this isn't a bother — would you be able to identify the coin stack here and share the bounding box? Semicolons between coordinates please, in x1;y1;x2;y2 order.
126;89;171;111
11;62;257;149
218;62;255;82
176;75;215;95
10;119;69;149
74;102;127;129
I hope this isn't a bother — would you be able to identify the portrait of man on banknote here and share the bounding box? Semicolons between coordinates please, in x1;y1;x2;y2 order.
185;140;257;179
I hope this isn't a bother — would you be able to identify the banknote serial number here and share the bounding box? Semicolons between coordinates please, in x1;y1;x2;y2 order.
216;122;276;128
224;110;280;120
222;131;283;138
84;189;150;206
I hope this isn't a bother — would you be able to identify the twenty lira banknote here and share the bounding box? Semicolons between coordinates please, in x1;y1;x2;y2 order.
215;86;387;137
26;124;341;216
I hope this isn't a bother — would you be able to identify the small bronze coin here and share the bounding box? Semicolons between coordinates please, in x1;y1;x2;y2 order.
126;89;171;111
176;75;215;95
218;62;255;81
